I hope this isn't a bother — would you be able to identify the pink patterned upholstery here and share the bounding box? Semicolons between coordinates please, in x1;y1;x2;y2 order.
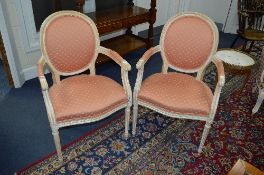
49;75;128;123
44;15;97;73
138;73;213;116
162;16;214;71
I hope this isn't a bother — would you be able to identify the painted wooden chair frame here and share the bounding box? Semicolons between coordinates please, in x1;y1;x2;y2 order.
132;12;225;154
252;47;264;114
37;11;132;162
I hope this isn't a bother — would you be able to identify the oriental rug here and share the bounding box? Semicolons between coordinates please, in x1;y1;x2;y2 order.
17;49;264;175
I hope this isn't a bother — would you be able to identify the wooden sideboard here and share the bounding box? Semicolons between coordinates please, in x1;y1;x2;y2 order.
55;0;156;64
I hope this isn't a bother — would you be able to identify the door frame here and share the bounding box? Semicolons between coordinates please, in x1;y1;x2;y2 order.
0;1;22;88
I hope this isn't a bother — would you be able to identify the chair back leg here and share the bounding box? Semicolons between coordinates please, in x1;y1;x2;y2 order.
252;92;264;114
198;121;212;154
52;129;63;162
125;106;131;138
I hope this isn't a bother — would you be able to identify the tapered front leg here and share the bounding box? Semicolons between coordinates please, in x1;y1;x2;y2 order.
132;102;138;135
52;129;63;162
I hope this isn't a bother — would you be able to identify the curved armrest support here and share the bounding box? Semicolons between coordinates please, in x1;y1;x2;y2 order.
99;46;131;71
134;45;161;102
208;58;225;121
212;58;225;87
38;56;57;125
38;56;49;91
98;46;132;106
136;45;161;69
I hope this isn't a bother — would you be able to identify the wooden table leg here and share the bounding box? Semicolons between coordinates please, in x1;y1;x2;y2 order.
147;0;157;49
75;0;85;13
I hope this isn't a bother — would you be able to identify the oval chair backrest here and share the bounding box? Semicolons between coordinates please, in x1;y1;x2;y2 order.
40;11;100;75
160;13;219;73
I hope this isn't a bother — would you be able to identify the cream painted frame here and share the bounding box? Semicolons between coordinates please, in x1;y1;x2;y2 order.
132;12;225;154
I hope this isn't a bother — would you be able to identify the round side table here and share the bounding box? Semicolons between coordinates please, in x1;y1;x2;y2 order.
215;49;255;92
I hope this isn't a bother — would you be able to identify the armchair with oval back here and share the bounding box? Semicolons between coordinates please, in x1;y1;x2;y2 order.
38;11;132;162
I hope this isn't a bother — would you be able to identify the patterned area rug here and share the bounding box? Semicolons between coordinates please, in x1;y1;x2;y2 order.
18;51;264;175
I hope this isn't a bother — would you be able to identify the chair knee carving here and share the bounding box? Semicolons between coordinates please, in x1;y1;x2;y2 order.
132;12;225;154
38;11;132;162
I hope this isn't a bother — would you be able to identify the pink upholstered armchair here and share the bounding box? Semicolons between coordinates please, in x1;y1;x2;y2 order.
132;12;225;154
38;11;132;162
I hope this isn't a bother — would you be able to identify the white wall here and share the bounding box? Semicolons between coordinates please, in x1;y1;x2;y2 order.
134;0;179;33
3;0;41;83
0;0;24;87
188;0;237;33
189;0;231;26
223;0;238;34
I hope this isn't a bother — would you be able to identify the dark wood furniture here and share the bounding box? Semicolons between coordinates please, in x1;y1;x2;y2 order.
55;0;156;64
0;33;13;87
231;0;264;52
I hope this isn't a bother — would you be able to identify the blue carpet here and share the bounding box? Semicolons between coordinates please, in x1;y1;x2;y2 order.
0;31;237;175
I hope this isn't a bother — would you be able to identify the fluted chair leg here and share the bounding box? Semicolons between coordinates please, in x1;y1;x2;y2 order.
252;92;264;114
125;106;130;138
132;102;138;135
52;129;63;162
198;121;212;154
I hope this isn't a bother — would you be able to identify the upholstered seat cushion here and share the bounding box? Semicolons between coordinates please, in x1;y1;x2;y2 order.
49;75;128;123
138;73;213;116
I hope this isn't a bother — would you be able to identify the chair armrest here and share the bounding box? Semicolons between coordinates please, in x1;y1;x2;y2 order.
133;45;161;99
98;46;132;105
38;56;49;91
99;46;131;71
212;58;225;87
136;45;160;69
